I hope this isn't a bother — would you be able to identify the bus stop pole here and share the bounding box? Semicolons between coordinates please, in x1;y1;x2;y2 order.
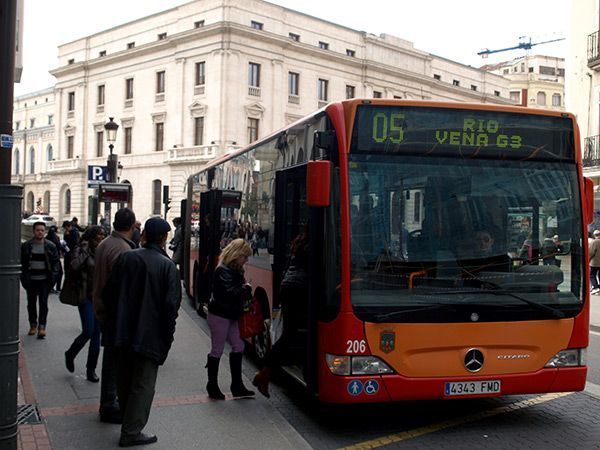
0;1;23;449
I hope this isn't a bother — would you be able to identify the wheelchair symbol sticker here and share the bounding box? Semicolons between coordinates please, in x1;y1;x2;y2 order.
347;380;363;396
364;379;379;395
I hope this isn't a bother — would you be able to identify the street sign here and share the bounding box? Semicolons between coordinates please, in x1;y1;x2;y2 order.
88;165;108;187
0;134;13;149
99;183;131;203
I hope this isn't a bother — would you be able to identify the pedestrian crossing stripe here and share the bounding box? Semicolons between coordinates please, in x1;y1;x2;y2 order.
339;392;572;450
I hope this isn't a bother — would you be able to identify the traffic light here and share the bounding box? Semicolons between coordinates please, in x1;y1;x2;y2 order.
163;185;170;219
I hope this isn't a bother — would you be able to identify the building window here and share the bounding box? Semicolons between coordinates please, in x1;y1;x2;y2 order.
194;117;204;146
510;91;520;103
528;67;534;73
537;91;546;105
494;90;501;97
47;144;53;161
156;71;165;94
520;63;525;72
96;131;104;157
124;127;132;154
64;189;71;215
503;69;509;75
125;78;134;99
552;93;561;106
195;62;206;85
289;33;300;41
29;147;35;174
540;66;556;76
248;63;260;87
47;115;53;126
373;91;382;98
97;84;105;106
557;68;565;77
452;79;460;87
346;49;355;57
13;149;19;174
155;122;164;151
68;92;75;111
318;41;329;50
29;118;35;128
152;180;162;215
346;85;355;99
194;20;205;28
15;121;20;130
433;74;441;81
251;21;263;30
247;118;259;144
288;72;299;96
67;136;74;158
158;32;167;40
127;42;135;49
99;50;106;57
68;58;74;65
318;79;329;101
470;85;478;91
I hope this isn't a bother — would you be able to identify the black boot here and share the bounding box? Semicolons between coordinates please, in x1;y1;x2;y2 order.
229;352;254;398
205;355;225;400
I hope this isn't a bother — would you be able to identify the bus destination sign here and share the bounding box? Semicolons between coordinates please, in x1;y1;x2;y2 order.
351;105;574;161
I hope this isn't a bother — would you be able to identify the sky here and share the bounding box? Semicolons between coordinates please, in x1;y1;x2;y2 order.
14;0;569;97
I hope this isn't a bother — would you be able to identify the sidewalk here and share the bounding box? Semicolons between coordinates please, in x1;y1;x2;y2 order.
16;287;310;449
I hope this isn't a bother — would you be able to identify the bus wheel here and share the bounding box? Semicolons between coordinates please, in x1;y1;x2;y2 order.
252;321;271;364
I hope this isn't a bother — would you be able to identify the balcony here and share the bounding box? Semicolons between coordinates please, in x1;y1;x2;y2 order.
588;31;600;70
164;144;219;164
583;135;600;168
248;86;261;97
47;158;83;173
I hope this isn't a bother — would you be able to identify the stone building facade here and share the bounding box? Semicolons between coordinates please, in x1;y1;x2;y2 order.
13;0;512;225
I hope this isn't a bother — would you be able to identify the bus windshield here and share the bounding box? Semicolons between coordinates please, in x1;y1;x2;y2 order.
348;153;584;323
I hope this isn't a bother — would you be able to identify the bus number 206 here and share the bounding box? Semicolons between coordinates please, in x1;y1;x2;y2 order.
347;340;366;353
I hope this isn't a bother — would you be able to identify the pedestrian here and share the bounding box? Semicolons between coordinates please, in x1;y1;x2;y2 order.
206;238;255;400
131;221;142;248
589;230;600;295
20;221;60;339
63;220;80;267
46;225;64;293
169;217;183;269
92;207;137;424
99;217;111;235
72;216;85;232
253;232;308;397
103;217;181;447
64;226;106;383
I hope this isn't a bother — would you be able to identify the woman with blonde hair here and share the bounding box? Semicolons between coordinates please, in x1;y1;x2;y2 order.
206;238;255;399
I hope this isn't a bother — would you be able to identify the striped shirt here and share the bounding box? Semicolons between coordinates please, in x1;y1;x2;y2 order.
29;243;47;281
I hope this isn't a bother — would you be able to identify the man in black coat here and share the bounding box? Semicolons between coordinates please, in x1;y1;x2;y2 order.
104;218;181;447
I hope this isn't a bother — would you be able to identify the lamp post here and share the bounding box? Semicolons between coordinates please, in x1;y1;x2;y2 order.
104;117;119;226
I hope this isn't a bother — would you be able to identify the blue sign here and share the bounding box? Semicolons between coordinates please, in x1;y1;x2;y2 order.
88;165;108;185
347;380;363;396
1;134;13;149
364;379;379;395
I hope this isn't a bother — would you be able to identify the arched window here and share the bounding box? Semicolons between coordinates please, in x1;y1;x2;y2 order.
43;191;50;214
46;144;53;161
297;147;305;164
536;91;546;106
29;146;35;174
552;93;561;107
152;179;162;215
26;191;34;213
13;148;19;175
64;189;71;214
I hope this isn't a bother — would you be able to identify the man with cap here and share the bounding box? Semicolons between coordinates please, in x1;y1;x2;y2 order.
103;217;181;447
590;230;600;295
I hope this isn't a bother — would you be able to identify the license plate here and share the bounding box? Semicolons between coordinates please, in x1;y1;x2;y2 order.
444;380;501;396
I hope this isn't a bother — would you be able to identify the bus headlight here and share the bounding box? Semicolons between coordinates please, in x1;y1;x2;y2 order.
545;348;586;367
326;354;393;375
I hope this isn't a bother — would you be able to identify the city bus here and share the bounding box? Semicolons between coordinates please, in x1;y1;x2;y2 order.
183;99;593;403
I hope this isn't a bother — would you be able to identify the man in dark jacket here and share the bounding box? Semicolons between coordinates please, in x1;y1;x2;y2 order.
20;222;60;339
104;217;181;447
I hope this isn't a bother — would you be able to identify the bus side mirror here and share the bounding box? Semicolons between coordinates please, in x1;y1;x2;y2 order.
584;177;594;225
307;160;331;207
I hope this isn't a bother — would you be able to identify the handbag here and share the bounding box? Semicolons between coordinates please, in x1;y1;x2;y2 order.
239;296;264;339
59;274;85;306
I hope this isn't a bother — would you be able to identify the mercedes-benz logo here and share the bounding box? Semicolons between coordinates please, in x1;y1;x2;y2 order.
464;348;484;372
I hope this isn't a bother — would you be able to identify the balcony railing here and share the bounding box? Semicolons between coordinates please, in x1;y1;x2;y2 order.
47;158;82;172
165;144;219;163
588;31;600;69
248;86;261;97
583;135;600;168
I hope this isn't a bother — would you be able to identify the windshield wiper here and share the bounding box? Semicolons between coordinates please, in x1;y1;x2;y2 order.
374;303;456;321
419;286;565;319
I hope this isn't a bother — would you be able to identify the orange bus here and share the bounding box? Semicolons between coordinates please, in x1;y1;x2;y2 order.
183;99;593;403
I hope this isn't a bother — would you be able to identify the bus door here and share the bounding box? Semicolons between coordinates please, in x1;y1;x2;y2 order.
195;189;242;314
274;164;311;384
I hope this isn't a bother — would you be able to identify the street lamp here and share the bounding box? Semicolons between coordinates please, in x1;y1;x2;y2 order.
104;117;119;182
